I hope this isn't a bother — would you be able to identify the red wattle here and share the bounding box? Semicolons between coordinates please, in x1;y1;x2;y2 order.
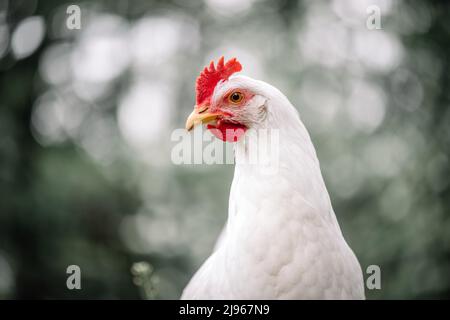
207;120;247;142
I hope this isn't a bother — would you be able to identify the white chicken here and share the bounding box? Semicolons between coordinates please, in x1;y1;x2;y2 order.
182;57;365;299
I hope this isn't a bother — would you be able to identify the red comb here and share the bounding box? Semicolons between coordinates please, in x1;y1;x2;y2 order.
196;56;242;105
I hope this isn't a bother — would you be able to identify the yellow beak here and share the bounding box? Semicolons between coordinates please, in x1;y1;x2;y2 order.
185;106;220;131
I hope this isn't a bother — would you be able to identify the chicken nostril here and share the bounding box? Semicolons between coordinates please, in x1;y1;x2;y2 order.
198;107;208;114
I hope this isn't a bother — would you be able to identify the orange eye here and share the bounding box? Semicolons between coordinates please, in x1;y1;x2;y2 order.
228;91;244;104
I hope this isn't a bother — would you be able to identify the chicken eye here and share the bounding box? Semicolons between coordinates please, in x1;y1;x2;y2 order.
228;91;244;104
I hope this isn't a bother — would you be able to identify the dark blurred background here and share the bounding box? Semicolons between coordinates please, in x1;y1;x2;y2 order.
0;0;449;299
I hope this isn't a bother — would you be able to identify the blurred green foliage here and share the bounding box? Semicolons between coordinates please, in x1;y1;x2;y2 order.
0;0;449;299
